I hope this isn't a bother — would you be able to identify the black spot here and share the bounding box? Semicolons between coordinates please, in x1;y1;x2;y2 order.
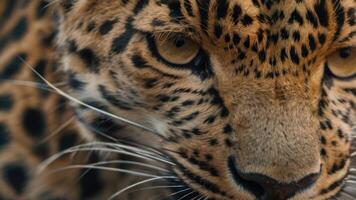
196;0;210;33
77;48;100;73
204;115;216;124
258;50;266;63
87;21;96;32
243;36;250;48
98;85;132;110
99;19;117;35
60;0;74;12
32;143;49;159
223;124;233;134
131;54;149;69
306;9;318;28
0;0;16;29
11;17;28;41
280;28;289;39
216;0;229;19
182;100;194;106
167;0;184;19
133;0;149;14
252;0;260;7
257;13;269;24
314;0;329;27
280;48;288;62
241;15;253;26
347;8;355;26
0;53;27;80
269;32;279;44
332;0;345;41
225;138;233;147
318;33;326;45
111;17;134;54
290;46;300;64
67;72;85;90
3;163;28;194
237;51;246;60
214;24;223;39
80;154;104;199
67;40;78;53
233;33;241;44
143;78;158;89
232;4;242;23
301;44;309;57
205;154;213;161
288;9;304;25
224;34;231;43
36;0;49;18
22;108;46;138
184;0;194;17
292;31;301;42
151;18;165;27
220;106;229;117
209;139;218;146
308;34;317;51
0;123;10;150
320;136;327;144
59;131;78;151
0;94;13;111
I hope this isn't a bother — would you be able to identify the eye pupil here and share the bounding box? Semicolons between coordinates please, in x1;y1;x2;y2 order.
339;46;352;58
175;38;186;48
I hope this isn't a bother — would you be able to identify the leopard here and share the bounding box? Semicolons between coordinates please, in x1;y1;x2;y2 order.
0;0;355;199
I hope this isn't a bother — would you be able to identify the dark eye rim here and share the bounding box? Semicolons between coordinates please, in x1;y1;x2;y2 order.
324;62;356;81
146;34;205;68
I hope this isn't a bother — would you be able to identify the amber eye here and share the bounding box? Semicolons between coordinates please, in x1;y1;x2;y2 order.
154;35;200;65
327;47;356;78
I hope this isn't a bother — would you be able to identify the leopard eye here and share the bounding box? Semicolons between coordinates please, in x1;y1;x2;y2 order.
154;35;200;65
327;46;356;78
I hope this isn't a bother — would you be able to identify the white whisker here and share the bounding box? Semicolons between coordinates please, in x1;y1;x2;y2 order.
114;139;166;156
67;142;174;164
346;174;356;180
87;160;169;172
197;196;207;200
68;142;173;164
339;191;356;200
158;188;192;200
346;180;356;184
19;57;161;136
129;185;184;193
191;194;203;200
0;79;60;92
109;176;176;200
50;164;160;178
351;152;356;157
41;116;76;143
177;191;195;200
37;146;172;173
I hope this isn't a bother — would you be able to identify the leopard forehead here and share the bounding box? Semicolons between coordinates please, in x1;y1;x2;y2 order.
58;0;356;77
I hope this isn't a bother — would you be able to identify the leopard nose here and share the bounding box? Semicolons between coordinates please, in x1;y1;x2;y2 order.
228;156;320;200
243;172;319;200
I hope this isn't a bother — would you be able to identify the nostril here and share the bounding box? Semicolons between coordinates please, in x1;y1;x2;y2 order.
228;156;266;198
228;156;319;200
242;173;319;200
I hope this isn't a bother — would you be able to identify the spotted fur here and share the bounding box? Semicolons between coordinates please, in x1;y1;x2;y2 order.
0;0;355;199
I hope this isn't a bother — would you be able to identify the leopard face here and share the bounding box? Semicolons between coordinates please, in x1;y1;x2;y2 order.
55;0;355;199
